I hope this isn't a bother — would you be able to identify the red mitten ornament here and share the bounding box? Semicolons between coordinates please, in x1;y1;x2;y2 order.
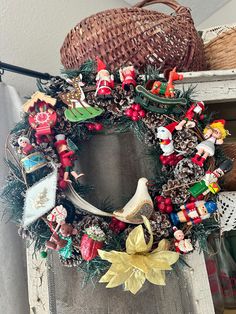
80;226;105;261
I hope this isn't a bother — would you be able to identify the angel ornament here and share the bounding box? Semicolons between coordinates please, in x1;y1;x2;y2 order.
191;120;230;167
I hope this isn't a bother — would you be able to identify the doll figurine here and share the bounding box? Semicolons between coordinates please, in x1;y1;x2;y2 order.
119;65;136;91
170;200;217;226
54;134;84;187
189;159;233;198
173;227;193;253
95;57;114;98
175;101;205;130
18;136;34;155
191;120;230;167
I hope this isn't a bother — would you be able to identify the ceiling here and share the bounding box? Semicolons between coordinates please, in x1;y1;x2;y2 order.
124;0;230;26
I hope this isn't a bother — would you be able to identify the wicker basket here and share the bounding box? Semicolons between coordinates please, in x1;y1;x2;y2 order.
203;24;236;70
60;0;206;72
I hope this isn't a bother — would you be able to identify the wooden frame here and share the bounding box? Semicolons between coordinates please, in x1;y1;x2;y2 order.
27;69;236;313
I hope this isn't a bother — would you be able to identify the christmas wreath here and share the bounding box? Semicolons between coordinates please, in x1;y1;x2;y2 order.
1;59;232;294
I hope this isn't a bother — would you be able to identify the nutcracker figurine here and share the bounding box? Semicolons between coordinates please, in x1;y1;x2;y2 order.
119;65;136;91
189;159;233;198
170;200;217;226
95;57;114;98
173;227;193;253
175;101;205;130
54;134;84;188
191;120;230;167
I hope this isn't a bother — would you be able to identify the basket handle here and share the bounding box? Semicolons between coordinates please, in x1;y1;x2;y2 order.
134;0;183;12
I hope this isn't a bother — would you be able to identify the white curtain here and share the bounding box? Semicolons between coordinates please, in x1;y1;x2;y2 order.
0;82;29;314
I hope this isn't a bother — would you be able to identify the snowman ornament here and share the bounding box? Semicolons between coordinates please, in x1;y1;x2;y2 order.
156;122;178;156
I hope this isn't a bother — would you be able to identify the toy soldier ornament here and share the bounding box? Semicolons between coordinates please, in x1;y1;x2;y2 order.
171;200;217;226
176;101;205;130
189;159;233;198
54;134;84;188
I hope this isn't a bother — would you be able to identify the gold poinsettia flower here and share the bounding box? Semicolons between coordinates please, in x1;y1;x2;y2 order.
98;216;179;294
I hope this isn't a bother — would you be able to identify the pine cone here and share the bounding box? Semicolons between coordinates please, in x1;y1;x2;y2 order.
149;211;172;242
174;158;204;181
75;216;109;243
162;178;190;204
59;249;83;267
18;226;34;240
142;112;166;131
144;129;159;147
173;129;198;155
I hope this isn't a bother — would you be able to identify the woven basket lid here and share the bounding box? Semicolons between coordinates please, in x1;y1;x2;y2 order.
60;0;206;72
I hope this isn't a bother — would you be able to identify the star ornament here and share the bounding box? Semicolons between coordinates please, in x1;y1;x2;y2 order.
98;216;179;294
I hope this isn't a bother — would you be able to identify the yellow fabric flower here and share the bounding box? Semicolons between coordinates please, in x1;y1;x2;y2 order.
98;216;179;294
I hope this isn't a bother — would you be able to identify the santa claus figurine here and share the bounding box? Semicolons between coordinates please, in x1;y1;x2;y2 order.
157;122;178;156
119;65;136;91
95;57;114;98
175;101;205;131
173;227;193;254
18;136;34;155
54;134;84;188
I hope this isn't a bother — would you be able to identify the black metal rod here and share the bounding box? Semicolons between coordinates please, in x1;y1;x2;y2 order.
0;61;54;80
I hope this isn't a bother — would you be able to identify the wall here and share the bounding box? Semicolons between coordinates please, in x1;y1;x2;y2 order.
198;0;236;29
0;0;128;98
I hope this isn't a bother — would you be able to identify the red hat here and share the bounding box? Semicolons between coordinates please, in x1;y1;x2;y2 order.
165;121;178;134
96;57;107;72
212;119;225;125
54;134;67;148
196;101;205;110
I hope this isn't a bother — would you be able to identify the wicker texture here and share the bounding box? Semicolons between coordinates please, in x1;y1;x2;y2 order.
60;0;206;72
204;25;236;70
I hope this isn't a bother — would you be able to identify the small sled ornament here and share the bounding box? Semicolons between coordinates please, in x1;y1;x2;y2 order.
60;75;104;122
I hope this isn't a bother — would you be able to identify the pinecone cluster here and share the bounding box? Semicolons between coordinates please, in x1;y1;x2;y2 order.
85;85;135;117
173;129;198;155
162;178;190;204
149;211;172;242
162;158;204;204
59;249;83;267
142;112;167;147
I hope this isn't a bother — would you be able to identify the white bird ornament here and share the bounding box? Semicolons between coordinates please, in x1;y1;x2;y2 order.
65;177;153;224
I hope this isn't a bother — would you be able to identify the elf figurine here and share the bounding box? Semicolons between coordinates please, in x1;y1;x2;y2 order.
95;57;114;98
54;134;84;188
18;136;34;155
189;159;233;198
170;200;217;226
175;101;205;130
173;227;193;253
191;120;230;167
119;64;136;91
